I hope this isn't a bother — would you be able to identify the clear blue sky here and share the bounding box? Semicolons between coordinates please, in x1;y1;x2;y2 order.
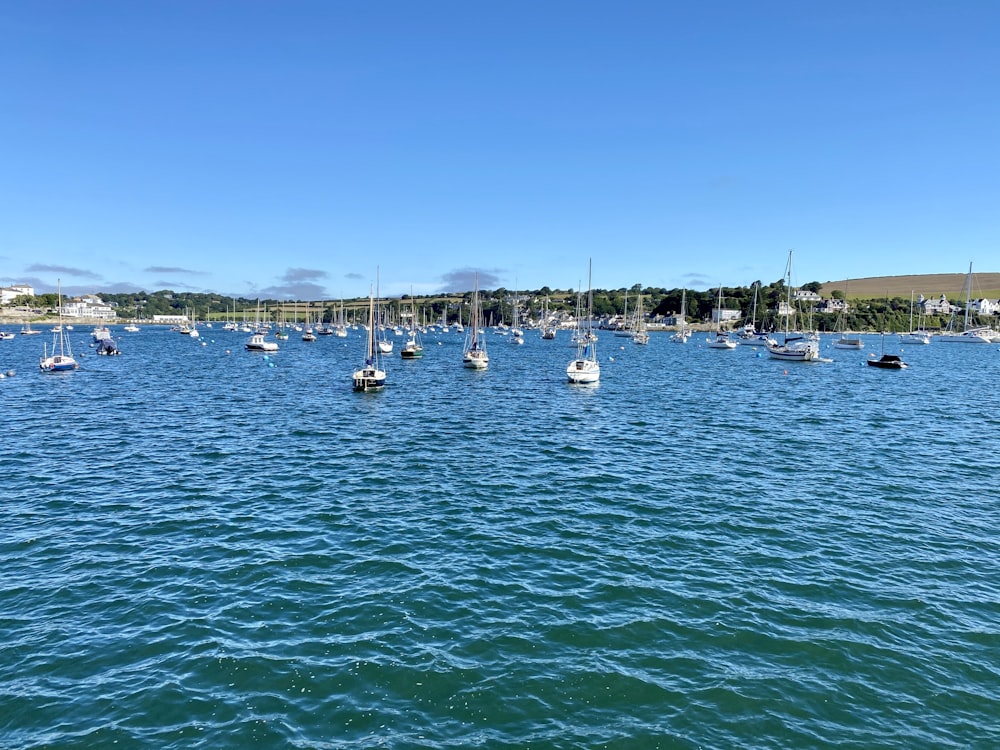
2;1;997;299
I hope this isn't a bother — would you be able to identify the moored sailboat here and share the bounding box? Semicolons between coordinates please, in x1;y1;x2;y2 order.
898;291;931;345
767;250;820;362
400;288;424;359
353;285;387;390
706;286;736;349
567;260;600;383
462;274;489;369
832;280;863;349
631;289;649;345
937;263;995;343
39;280;78;372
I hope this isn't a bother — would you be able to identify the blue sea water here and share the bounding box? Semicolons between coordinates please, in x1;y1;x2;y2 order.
2;325;999;749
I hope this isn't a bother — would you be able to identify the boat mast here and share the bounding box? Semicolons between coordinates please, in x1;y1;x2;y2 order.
366;285;375;362
963;262;972;332
784;250;793;338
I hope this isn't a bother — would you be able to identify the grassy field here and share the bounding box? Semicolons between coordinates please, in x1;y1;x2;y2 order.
819;273;1000;300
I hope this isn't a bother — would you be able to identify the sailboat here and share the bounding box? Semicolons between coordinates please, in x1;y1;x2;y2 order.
736;281;775;346
509;287;524;345
39;279;78;372
631;289;649;345
898;291;931;345
301;312;317;341
462;274;489;369
353;285;387;390
541;296;557;339
937;263;994;343
567;260;600;383
20;318;42;335
767;250;820;361
832;280;863;349
670;289;690;343
400;288;424;359
706;286;737;349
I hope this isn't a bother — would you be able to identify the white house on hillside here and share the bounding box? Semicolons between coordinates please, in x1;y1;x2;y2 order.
970;298;999;316
1;284;35;304
63;294;116;320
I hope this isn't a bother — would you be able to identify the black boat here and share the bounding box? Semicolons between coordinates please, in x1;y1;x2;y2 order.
867;353;907;369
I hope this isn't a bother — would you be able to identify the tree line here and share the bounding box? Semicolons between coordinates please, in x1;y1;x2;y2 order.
5;281;972;331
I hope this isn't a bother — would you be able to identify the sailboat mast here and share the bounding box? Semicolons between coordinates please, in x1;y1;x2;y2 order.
367;286;375;361
964;262;972;331
587;259;593;334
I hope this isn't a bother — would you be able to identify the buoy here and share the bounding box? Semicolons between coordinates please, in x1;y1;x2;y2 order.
783;369;788;375
225;349;230;355
756;351;762;358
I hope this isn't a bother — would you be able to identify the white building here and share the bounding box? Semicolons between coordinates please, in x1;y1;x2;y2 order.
152;314;190;324
62;294;117;320
970;298;999;316
1;284;35;304
792;289;822;302
711;308;742;324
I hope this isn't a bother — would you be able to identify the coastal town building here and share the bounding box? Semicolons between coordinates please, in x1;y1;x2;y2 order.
62;294;117;320
970;298;999;316
711;307;741;324
792;289;822;302
920;294;956;316
1;284;35;304
152;314;190;324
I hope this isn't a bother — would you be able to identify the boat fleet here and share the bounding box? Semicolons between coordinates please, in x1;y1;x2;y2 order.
9;259;1000;383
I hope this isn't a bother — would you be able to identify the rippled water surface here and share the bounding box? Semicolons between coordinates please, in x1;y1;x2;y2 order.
2;326;999;748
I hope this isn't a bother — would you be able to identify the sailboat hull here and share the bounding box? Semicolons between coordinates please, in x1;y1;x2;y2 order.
40;355;78;372
867;355;907;369
352;367;386;390
566;359;600;383
937;330;992;343
767;340;820;361
462;351;488;369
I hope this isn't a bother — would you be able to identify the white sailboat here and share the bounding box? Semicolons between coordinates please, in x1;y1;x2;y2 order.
832;282;863;349
462;274;489;369
736;281;776;346
509;287;524;345
353;285;387;390
768;250;820;362
898;291;931;345
937;263;994;343
706;286;737;349
400;288;424;359
631;289;649;345
567;260;600;383
375;268;393;353
670;289;690;343
540;296;557;340
39;279;78;372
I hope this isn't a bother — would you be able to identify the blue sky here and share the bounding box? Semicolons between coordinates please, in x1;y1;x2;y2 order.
2;1;997;299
